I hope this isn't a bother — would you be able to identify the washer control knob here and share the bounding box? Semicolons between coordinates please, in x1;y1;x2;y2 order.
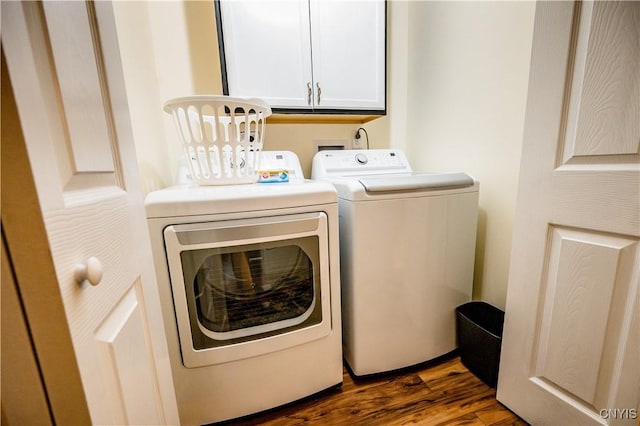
355;153;368;165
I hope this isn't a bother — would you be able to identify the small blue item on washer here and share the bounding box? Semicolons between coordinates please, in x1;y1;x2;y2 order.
258;169;289;183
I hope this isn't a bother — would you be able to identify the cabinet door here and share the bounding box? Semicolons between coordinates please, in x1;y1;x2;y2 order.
219;1;313;109
309;0;386;111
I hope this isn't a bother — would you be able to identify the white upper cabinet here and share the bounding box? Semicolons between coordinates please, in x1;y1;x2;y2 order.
217;0;386;114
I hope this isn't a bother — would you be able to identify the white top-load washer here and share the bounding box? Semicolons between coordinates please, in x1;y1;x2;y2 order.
145;151;343;424
312;149;479;376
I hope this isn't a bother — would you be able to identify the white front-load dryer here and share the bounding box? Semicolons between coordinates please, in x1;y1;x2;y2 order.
146;152;342;424
312;149;479;376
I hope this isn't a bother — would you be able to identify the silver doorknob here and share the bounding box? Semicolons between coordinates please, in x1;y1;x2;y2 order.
74;256;103;286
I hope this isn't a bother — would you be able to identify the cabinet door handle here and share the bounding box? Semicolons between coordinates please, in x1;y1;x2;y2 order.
307;82;312;105
316;82;321;105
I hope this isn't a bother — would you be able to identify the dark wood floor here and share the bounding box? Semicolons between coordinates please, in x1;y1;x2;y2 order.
222;355;527;425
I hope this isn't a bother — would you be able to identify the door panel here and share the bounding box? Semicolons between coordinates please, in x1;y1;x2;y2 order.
533;227;638;408
42;1;117;174
564;2;639;159
95;284;163;426
3;1;178;424
498;1;639;425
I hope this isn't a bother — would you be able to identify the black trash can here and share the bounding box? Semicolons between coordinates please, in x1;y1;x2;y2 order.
456;301;505;387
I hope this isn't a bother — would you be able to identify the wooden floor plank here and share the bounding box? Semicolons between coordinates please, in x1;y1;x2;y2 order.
474;403;521;425
433;412;486;426
417;357;469;385
219;356;526;426
481;419;529;426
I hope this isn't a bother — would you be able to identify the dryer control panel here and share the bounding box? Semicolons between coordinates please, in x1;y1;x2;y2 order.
311;149;412;179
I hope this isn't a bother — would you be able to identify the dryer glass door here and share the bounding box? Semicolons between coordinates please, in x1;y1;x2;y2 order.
186;238;319;341
164;212;332;368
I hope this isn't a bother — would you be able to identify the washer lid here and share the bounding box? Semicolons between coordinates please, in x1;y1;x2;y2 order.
358;172;475;192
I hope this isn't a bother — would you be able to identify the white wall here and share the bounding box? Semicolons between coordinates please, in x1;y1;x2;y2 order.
389;1;535;309
113;1;222;193
112;1;172;192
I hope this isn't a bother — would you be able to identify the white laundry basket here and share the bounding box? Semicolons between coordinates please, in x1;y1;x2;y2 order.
164;95;272;185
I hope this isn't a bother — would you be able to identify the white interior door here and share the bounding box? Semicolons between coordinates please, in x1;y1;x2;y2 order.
3;2;178;424
498;2;639;425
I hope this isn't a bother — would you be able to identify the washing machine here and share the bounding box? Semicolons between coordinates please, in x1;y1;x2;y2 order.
146;151;342;424
312;149;479;376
